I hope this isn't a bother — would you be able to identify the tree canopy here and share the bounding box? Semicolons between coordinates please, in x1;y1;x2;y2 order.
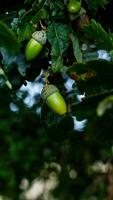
0;0;113;199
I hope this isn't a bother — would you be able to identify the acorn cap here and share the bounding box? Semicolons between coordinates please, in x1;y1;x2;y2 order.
32;30;47;45
41;84;59;100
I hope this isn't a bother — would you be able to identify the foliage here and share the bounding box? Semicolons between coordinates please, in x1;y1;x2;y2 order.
87;0;109;10
0;0;113;199
83;19;113;50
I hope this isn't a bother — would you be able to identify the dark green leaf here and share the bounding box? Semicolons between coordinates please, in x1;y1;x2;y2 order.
47;114;74;142
48;23;70;72
71;90;113;120
18;23;35;42
0;20;20;53
18;9;36;41
69;59;113;75
87;0;109;10
18;0;49;42
50;0;66;21
83;19;113;50
71;100;97;121
48;23;70;56
70;32;83;63
97;95;113;116
1;49;26;76
69;59;113;97
0;68;12;89
32;0;49;23
51;56;64;73
77;76;113;97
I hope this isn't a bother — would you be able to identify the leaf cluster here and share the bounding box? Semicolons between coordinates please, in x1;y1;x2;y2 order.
0;0;113;199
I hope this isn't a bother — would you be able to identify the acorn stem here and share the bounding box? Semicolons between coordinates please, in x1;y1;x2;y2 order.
39;20;47;30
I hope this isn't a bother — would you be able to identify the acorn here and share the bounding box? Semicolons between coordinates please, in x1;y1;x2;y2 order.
67;0;81;14
41;84;67;115
25;30;47;61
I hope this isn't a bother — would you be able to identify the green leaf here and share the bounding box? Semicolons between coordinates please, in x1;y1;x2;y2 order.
83;19;113;50
18;23;35;42
0;20;20;53
18;10;36;41
41;105;74;142
72;90;113;120
1;49;26;76
48;23;70;56
48;23;70;72
69;60;113;75
46;114;74;142
69;60;113;97
0;68;12;89
97;95;113;116
24;0;32;4
51;56;64;73
18;0;48;42
71;99;97;121
32;0;49;23
77;76;113;97
50;0;66;21
70;32;82;63
82;51;99;62
87;0;109;10
10;17;19;32
50;0;64;11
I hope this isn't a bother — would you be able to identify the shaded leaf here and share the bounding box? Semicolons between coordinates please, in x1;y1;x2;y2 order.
69;59;113;75
97;95;113;116
0;20;20;53
47;114;74;142
50;0;66;21
87;0;109;10
82;51;99;62
18;0;48;41
71;89;113;120
70;32;83;63
83;19;113;50
18;9;35;41
51;56;64;73
48;23;70;56
77;75;113;97
1;48;26;77
32;0;49;23
48;22;70;72
71;100;96;121
68;59;113;97
0;68;12;89
18;23;35;42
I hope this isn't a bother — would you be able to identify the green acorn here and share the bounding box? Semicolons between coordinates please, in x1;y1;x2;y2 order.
67;0;81;14
25;30;47;61
41;84;67;115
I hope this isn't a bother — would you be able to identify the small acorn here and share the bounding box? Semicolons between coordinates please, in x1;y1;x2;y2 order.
67;0;81;14
25;30;47;61
41;84;67;115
